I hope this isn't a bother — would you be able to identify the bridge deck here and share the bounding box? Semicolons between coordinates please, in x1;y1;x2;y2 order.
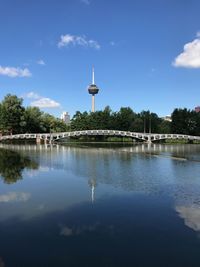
0;130;200;143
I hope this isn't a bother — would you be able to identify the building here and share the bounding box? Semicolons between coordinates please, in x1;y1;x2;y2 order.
195;106;200;113
162;115;172;122
61;112;70;124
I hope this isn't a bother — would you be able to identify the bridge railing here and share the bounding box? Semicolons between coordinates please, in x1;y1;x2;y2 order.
0;131;200;143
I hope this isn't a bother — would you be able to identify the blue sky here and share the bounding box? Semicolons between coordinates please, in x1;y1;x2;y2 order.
0;0;200;118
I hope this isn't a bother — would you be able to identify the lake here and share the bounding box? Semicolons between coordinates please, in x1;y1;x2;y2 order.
0;143;200;267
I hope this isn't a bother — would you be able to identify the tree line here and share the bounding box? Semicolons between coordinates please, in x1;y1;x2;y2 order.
71;107;200;136
0;94;68;134
71;106;170;133
0;94;200;136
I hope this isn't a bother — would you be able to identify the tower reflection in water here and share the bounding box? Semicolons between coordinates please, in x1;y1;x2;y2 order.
88;177;97;203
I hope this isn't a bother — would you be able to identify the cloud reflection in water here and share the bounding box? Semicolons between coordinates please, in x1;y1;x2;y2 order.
176;206;200;232
0;192;31;203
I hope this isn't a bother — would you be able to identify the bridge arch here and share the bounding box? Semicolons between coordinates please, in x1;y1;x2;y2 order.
52;130;147;142
0;130;200;144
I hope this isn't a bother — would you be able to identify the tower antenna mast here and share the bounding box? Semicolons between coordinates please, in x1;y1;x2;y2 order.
92;66;95;84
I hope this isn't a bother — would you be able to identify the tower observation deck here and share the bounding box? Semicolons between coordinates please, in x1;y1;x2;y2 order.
88;67;99;112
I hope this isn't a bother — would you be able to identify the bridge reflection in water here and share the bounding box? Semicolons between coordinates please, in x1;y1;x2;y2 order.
0;143;200;204
1;143;200;266
0;130;200;144
0;143;197;206
0;142;198;153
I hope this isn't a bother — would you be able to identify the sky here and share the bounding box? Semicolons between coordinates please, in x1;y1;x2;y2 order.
0;0;200;118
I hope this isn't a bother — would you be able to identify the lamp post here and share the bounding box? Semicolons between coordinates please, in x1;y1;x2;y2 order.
149;112;151;134
144;117;146;133
148;112;152;144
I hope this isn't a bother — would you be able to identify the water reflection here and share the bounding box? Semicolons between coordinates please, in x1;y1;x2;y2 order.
0;192;30;203
176;206;200;232
0;258;5;267
1;144;200;196
0;148;38;184
173;185;200;232
0;144;200;266
59;222;100;237
88;178;97;203
1;194;200;267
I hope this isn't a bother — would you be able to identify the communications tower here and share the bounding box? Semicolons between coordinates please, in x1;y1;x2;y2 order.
88;67;99;112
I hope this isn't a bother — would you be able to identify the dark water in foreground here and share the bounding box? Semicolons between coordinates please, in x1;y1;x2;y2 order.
1;144;200;266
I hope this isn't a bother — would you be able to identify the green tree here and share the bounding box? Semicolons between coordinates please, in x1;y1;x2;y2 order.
50;118;68;132
158;120;171;134
114;107;136;131
0;94;25;134
24;107;44;133
40;113;68;133
138;111;161;133
101;106;113;129
87;106;114;130
132;117;144;132
171;108;199;135
71;111;89;130
0;103;3;131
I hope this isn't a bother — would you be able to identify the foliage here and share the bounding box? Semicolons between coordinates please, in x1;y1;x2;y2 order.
24;107;44;133
0;148;38;184
158;120;171;134
70;107;200;136
171;108;200;135
71;106;171;133
0;94;25;134
0;94;68;134
1;94;200;136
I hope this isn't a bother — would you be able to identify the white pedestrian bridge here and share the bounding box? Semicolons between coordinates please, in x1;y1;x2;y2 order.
0;130;200;143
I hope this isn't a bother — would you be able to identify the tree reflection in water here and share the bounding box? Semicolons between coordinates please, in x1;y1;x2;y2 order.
0;257;5;267
0;148;38;184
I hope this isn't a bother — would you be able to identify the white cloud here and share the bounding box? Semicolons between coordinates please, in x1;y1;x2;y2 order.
173;33;200;68
58;34;100;50
0;192;31;203
31;97;61;108
196;31;200;38
0;66;32;77
80;0;90;5
25;91;40;99
24;91;61;109
58;34;74;47
37;59;46;66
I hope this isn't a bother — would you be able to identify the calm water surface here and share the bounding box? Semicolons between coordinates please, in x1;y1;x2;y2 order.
0;144;200;266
